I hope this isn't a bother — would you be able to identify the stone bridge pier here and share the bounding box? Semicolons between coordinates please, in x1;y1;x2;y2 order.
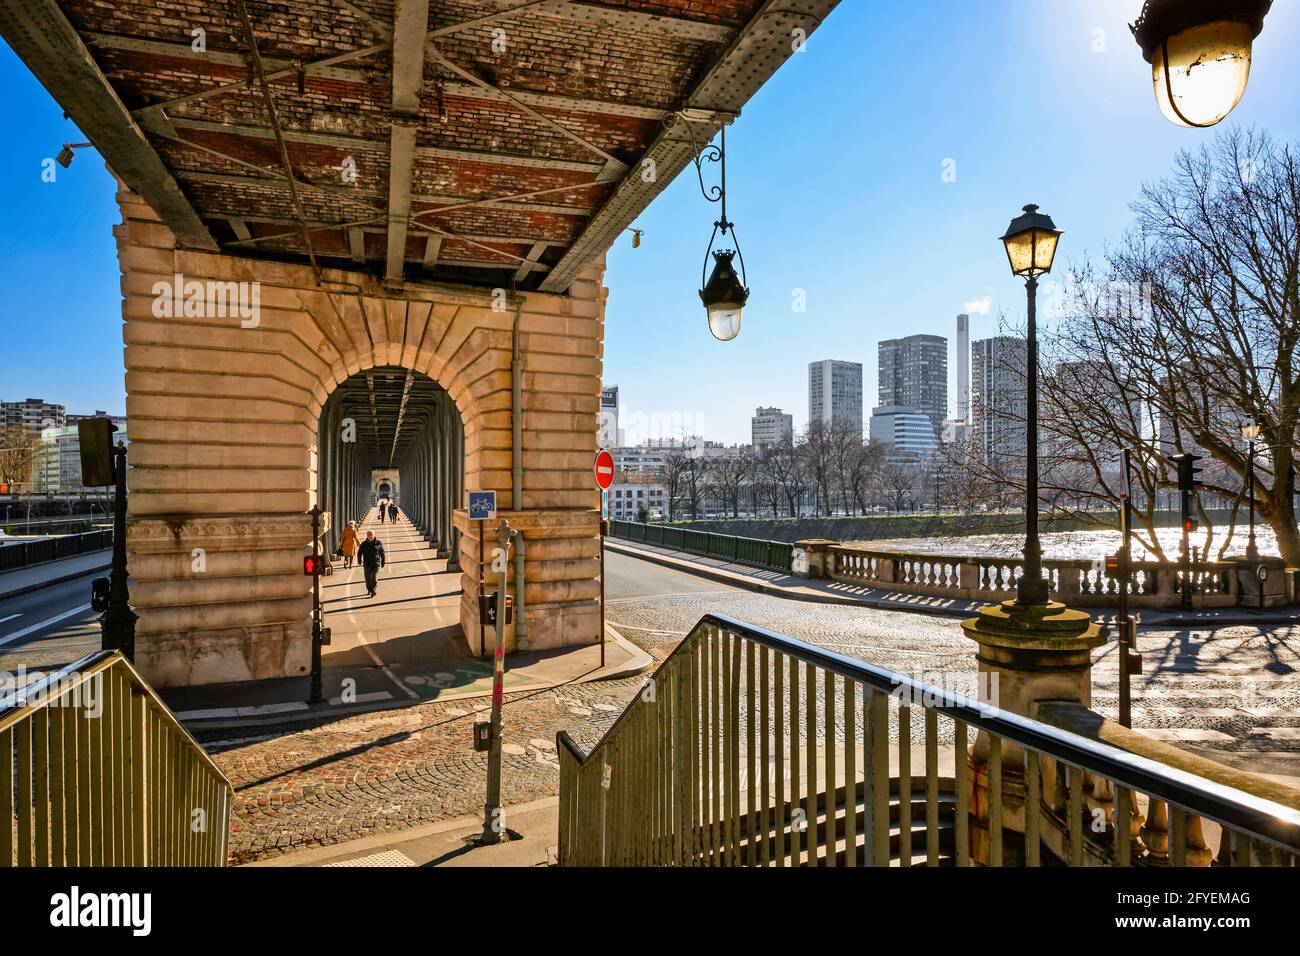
118;189;604;687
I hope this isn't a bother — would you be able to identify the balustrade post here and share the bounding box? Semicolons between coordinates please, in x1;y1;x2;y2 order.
962;600;1107;866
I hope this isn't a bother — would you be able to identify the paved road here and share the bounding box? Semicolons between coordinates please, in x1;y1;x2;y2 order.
0;570;101;680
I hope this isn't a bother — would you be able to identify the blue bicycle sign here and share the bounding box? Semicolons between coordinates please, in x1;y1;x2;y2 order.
468;490;497;520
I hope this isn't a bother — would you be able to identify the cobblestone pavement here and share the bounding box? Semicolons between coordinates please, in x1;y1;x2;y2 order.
212;555;1300;863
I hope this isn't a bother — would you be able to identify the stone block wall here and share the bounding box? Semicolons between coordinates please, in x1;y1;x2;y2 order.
115;185;604;686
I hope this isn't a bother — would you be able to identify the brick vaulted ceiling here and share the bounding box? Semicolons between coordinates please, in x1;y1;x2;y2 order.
1;0;842;293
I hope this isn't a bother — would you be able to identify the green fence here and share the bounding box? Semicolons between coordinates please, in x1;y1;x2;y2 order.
609;520;793;574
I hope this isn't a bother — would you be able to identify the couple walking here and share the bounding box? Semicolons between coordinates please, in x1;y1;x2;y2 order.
378;501;400;524
337;520;386;598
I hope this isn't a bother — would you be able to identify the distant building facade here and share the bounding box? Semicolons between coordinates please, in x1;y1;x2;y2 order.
33;420;130;494
751;406;793;451
869;405;938;455
598;386;621;447
972;335;1026;460
2;397;66;431
609;482;669;521
878;334;948;436
808;360;863;430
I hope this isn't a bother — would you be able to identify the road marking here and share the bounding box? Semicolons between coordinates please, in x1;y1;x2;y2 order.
0;614;20;625
0;604;92;647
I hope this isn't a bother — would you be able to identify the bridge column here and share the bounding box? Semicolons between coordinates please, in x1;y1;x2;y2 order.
117;187;605;686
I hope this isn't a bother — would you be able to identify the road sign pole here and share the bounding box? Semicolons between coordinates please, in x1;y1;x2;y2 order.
594;451;614;669
1118;450;1132;728
308;505;325;704
481;519;512;845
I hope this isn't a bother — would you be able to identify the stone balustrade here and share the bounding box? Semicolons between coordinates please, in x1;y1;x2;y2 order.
802;542;1293;610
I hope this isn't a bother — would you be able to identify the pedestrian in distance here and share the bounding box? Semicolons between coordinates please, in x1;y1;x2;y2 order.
358;530;385;598
389;502;399;523
378;502;386;524
339;520;360;569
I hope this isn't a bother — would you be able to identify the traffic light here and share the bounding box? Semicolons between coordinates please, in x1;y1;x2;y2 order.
1104;552;1129;578
303;554;321;576
1169;452;1203;494
1184;516;1198;533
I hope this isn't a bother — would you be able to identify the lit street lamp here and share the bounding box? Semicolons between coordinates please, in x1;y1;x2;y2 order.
999;204;1062;606
1130;0;1272;128
1240;419;1262;559
670;112;750;341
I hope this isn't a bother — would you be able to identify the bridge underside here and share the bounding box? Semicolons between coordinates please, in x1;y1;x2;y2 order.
0;0;841;686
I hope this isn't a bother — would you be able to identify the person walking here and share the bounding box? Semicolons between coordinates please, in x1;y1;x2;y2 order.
339;520;360;570
378;501;387;524
358;530;385;598
389;502;399;524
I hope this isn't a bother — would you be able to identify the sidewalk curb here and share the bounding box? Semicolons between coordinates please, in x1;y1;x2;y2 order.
0;557;110;602
185;624;653;737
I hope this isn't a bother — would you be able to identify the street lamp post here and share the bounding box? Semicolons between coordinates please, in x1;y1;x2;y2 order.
1240;419;1262;559
999;204;1062;606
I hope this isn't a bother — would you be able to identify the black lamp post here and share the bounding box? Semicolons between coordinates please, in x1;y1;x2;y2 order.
1240;419;1262;559
1131;0;1272;128
999;204;1063;607
101;441;137;659
670;112;750;341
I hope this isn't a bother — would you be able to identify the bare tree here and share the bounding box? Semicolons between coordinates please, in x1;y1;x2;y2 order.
709;453;753;518
660;450;690;522
0;425;36;490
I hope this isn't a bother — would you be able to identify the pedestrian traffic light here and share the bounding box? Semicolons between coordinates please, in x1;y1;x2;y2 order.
1104;552;1129;578
1184;517;1198;533
303;554;320;576
1169;452;1203;494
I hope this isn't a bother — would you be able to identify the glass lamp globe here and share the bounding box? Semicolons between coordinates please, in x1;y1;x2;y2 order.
1153;20;1255;128
999;205;1062;279
699;250;749;342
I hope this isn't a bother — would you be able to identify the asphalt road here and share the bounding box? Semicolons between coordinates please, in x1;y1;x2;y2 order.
0;570;102;679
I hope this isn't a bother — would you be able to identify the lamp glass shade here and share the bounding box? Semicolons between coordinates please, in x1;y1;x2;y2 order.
1152;20;1254;128
706;304;743;341
699;250;748;342
1001;226;1060;278
1241;420;1262;440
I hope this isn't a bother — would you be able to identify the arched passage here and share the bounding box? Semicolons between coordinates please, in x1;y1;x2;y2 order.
317;367;463;556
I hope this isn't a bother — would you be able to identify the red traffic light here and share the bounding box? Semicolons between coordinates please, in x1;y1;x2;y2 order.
303;555;320;576
1184;518;1198;532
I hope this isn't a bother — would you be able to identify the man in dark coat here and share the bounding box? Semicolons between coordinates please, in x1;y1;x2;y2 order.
389;503;400;523
358;530;385;597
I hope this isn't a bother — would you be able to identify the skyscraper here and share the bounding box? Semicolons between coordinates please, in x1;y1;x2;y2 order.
878;334;948;436
971;335;1027;459
955;314;970;422
808;360;863;431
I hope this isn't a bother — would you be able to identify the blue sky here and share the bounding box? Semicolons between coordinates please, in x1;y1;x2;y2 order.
2;1;1298;434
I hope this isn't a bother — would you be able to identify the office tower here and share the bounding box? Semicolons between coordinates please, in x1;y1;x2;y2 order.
868;405;938;455
808;360;863;430
955;314;970;422
971;335;1027;459
751;406;793;450
878;334;948;436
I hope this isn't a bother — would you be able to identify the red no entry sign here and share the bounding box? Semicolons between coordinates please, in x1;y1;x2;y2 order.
594;449;614;490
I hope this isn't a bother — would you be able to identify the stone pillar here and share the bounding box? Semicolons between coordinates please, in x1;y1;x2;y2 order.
791;539;837;578
960;600;1107;865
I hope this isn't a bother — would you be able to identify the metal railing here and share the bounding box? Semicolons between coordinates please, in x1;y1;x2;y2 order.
609;520;793;574
1;650;233;867
557;612;1300;866
0;529;113;573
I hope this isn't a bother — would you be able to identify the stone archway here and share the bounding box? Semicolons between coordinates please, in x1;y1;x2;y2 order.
119;189;605;687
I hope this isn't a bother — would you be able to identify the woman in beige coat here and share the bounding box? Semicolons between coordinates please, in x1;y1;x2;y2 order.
339;520;360;569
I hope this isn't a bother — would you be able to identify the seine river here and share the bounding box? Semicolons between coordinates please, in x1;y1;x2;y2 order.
855;526;1282;563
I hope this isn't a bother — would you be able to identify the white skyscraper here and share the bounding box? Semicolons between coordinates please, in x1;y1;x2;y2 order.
808;360;863;430
956;313;970;422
